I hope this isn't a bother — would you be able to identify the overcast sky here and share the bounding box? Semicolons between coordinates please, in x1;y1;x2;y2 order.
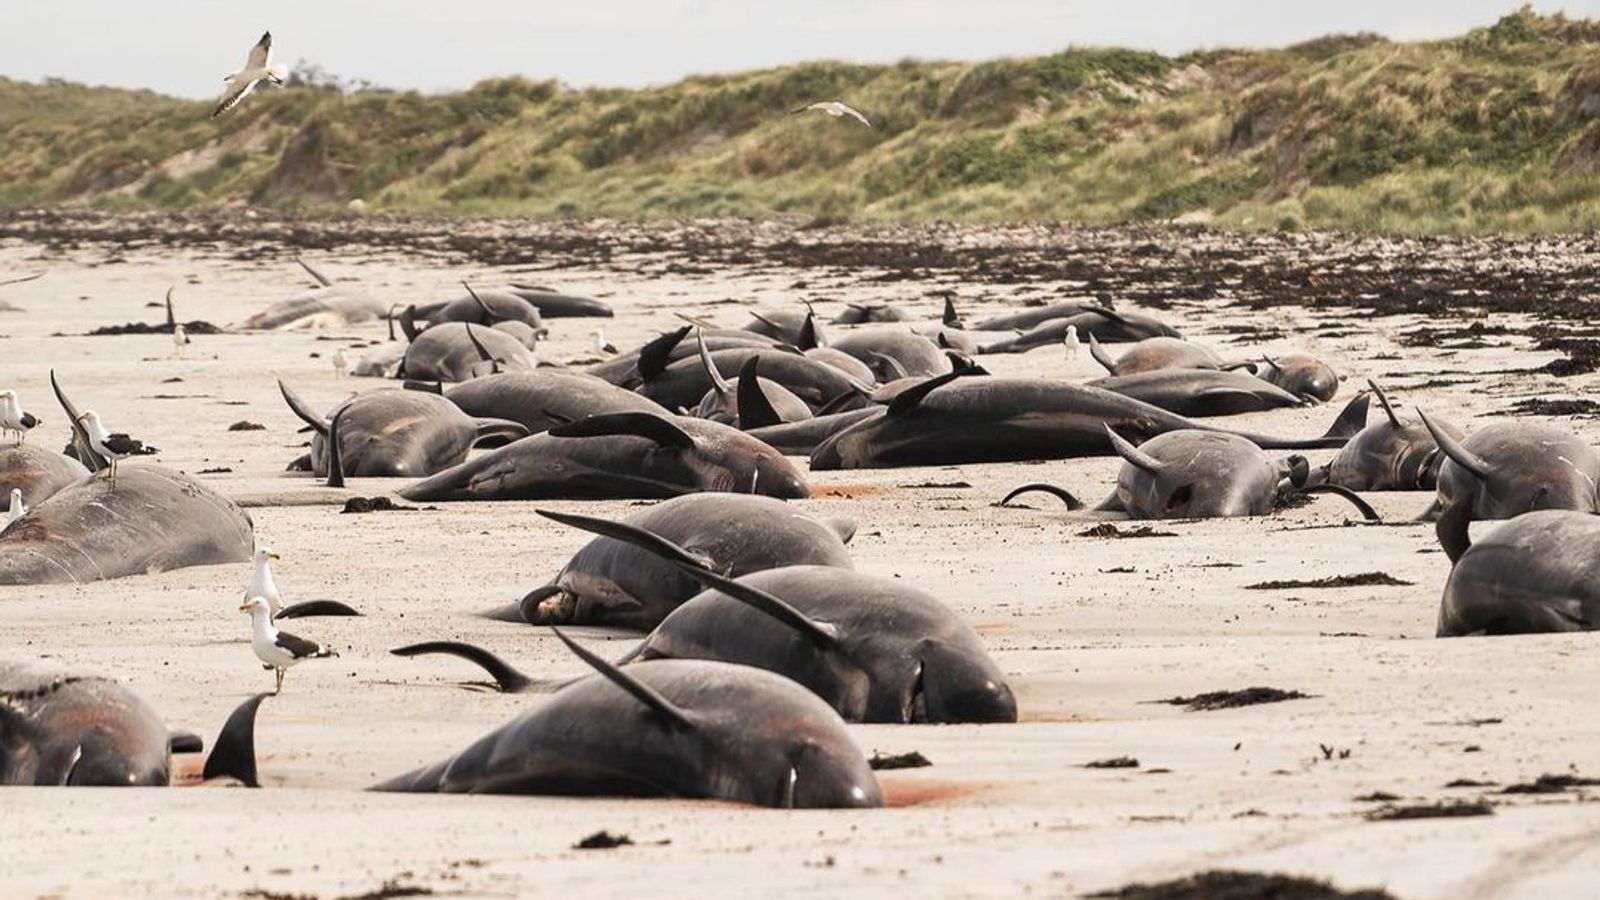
3;1;1594;98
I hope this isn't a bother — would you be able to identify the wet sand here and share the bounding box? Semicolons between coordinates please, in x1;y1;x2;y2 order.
3;214;1600;899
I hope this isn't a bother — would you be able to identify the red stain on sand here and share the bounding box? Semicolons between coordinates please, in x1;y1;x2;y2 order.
814;484;888;498
881;777;988;807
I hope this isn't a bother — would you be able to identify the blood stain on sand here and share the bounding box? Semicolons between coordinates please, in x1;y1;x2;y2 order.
881;777;988;807
814;484;889;499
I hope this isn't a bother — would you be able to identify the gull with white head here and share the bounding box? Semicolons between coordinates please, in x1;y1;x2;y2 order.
76;410;159;487
1063;325;1081;361
592;328;618;356
3;489;24;532
172;323;191;358
0;390;40;444
332;349;349;377
247;548;284;616
213;31;289;119
240;597;337;694
791;101;872;128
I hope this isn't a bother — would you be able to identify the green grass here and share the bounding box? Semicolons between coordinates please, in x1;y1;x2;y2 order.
3;8;1600;232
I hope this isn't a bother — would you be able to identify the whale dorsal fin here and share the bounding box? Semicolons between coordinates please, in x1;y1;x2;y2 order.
638;326;691;382
325;405;348;488
736;358;783;430
887;370;975;417
1367;379;1402;429
202;693;269;787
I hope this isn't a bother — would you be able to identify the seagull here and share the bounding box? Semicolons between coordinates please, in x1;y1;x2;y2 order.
0;391;40;444
246;548;284;617
1063;326;1082;361
76;410;159;486
592;329;618;356
4;489;24;532
240;597;337;694
790;101;872;128
332;349;349;377
172;323;192;358
212;32;289;119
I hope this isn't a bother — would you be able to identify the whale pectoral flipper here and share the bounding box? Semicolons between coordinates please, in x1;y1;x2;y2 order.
391;641;535;693
550;627;694;731
547;413;695;449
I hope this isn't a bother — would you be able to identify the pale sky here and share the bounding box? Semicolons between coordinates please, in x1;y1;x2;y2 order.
3;1;1595;98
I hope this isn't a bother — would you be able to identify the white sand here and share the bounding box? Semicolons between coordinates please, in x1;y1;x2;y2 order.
2;227;1597;900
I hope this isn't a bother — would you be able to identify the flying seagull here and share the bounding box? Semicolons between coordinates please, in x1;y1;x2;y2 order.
213;31;289;119
241;597;338;694
76;410;159;486
790;101;872;128
0;391;40;444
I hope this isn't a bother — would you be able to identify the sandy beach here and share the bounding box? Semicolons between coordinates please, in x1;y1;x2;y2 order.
4;213;1600;899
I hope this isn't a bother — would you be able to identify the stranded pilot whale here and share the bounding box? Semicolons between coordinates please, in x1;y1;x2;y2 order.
810;373;1369;470
0;660;265;787
497;493;855;628
0;374;254;585
279;381;527;478
376;630;881;808
398;412;809;502
1435;496;1600;636
1002;428;1378;521
399;510;1014;725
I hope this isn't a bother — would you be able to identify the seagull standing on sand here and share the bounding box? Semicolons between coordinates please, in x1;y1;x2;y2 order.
172;323;192;357
791;101;873;128
246;548;284;617
241;596;337;694
76;410;159;486
592;329;618;356
332;349;349;377
4;489;24;532
1063;326;1081;361
213;32;289;119
0;391;40;444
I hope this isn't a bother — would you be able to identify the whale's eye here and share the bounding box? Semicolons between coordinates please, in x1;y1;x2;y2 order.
1165;484;1193;512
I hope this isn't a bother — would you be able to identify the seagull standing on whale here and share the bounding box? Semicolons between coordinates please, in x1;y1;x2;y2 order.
0;391;40;444
790;101;873;128
241;597;337;693
76;410;159;486
213;31;289;119
3;489;24;532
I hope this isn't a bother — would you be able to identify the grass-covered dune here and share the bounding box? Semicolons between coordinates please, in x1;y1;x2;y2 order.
4;8;1600;232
